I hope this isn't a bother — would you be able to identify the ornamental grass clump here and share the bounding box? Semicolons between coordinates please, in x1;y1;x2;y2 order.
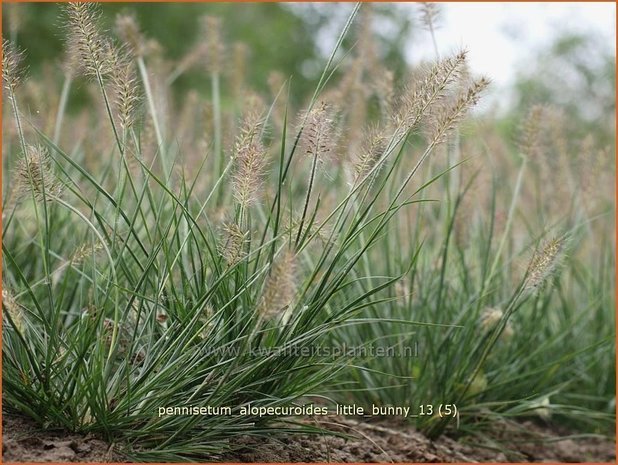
322;2;613;451
2;3;614;461
6;4;460;458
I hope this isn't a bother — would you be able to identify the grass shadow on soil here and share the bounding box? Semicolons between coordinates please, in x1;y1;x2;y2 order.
2;412;615;463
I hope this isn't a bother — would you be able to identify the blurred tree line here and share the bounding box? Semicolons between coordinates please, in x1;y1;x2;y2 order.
2;3;411;103
4;2;323;100
507;31;616;149
3;2;614;147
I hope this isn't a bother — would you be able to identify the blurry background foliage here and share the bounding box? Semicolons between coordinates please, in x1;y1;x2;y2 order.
2;3;411;105
2;2;615;147
508;31;616;148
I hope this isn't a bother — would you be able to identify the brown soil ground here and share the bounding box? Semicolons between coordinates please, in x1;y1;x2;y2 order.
3;413;615;463
3;415;119;463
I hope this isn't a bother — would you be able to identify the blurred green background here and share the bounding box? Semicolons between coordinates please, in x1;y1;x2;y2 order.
4;2;324;100
2;2;615;145
2;3;412;101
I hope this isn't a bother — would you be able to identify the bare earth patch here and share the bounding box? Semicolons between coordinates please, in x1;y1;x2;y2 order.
222;417;615;463
2;414;119;463
3;413;615;463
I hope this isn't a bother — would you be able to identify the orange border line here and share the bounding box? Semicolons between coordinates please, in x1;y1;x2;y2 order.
2;0;617;3
0;2;616;465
